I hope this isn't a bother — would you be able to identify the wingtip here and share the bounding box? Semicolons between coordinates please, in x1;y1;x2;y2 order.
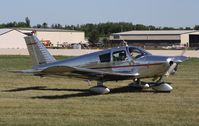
9;69;39;73
173;56;188;63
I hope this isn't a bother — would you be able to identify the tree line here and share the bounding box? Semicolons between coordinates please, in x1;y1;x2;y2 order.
1;17;199;35
34;22;199;37
0;17;199;46
0;17;31;28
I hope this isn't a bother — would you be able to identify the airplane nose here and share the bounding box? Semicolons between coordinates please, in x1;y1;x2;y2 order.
165;59;178;76
169;61;178;74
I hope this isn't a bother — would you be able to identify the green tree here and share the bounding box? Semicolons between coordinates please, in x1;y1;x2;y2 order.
194;25;199;30
88;30;99;46
17;22;28;27
25;17;31;27
185;27;192;30
42;22;48;28
102;37;109;48
148;25;156;30
135;24;147;30
36;24;42;28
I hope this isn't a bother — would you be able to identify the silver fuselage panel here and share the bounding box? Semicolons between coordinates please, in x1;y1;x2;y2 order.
33;46;174;80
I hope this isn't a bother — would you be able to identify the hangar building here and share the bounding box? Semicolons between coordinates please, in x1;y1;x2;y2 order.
19;28;86;47
110;30;199;47
0;29;27;49
0;28;86;49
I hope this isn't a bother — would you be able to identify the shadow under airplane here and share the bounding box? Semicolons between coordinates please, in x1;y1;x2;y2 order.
2;83;171;100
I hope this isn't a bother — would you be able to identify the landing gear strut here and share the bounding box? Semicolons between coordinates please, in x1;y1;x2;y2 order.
129;79;149;89
89;81;110;94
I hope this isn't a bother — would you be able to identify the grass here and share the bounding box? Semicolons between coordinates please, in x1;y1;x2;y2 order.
0;55;198;126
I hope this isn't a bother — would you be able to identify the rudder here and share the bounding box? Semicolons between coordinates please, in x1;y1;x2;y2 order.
24;36;56;66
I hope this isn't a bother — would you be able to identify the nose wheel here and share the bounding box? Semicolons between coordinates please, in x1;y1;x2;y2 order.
129;78;173;92
151;83;173;92
151;77;173;92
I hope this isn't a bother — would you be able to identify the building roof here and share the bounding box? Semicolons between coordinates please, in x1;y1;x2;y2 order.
0;29;13;36
0;28;27;49
112;30;199;35
0;28;25;36
17;28;83;33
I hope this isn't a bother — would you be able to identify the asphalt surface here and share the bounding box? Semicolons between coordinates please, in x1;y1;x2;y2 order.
0;49;198;57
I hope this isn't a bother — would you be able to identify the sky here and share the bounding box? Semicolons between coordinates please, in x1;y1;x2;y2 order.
0;0;198;27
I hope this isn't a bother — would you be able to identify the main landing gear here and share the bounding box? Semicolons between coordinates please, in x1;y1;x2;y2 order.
88;76;173;94
89;81;110;94
129;79;150;89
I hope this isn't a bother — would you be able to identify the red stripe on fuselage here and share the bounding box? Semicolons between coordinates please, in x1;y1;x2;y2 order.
91;63;164;69
112;63;163;68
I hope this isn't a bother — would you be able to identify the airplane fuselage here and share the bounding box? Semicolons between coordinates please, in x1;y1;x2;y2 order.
34;46;173;81
16;35;188;93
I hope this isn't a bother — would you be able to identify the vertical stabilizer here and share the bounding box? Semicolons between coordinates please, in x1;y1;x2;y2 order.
24;36;56;66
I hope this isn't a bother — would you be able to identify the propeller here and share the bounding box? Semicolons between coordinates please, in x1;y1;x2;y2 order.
165;62;177;76
165;47;187;77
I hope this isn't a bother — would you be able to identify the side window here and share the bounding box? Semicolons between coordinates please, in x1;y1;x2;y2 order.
99;53;111;63
129;47;143;59
112;50;127;62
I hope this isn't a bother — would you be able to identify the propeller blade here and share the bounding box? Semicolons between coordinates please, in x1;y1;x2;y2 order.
165;63;177;76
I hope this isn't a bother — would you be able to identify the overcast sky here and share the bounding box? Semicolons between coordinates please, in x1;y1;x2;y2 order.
0;0;198;27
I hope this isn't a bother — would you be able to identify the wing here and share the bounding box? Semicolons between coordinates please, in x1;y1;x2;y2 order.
172;55;188;63
39;66;139;81
12;69;41;73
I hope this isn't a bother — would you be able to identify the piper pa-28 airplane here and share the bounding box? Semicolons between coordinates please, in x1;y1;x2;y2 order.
15;35;187;94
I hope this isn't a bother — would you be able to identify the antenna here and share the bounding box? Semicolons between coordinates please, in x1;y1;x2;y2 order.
119;35;128;47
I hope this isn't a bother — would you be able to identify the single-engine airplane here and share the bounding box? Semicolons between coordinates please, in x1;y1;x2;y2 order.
15;35;188;94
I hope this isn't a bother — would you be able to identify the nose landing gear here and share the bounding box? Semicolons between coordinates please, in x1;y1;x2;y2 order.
129;77;173;92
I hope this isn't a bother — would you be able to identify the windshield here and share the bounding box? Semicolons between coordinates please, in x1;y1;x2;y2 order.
128;47;151;59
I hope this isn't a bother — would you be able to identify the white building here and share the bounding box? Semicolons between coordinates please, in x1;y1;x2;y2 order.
19;28;86;47
0;29;27;49
0;28;86;49
110;30;199;47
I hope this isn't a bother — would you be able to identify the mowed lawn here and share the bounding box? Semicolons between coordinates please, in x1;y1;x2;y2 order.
0;55;198;126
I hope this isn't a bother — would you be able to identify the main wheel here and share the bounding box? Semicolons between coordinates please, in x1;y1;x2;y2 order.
90;85;110;94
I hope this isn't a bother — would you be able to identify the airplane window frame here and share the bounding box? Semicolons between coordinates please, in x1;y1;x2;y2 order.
112;50;127;62
129;47;144;59
99;53;111;63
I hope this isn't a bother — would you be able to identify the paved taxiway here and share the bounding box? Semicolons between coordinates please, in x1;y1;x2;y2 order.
0;49;198;57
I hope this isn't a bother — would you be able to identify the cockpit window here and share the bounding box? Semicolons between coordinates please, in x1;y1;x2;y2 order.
129;47;144;59
99;53;111;63
112;50;127;61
